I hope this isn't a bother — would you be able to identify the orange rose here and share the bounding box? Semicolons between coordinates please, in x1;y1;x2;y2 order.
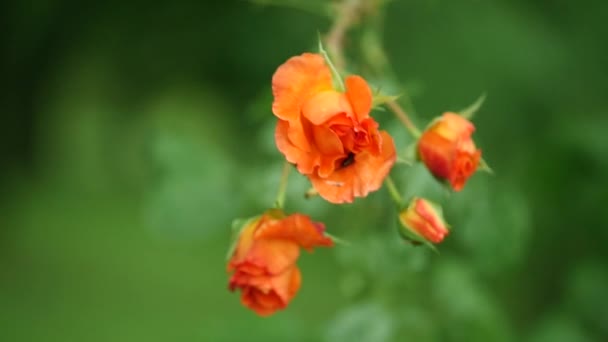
418;113;481;191
227;211;333;316
272;53;396;203
398;197;449;244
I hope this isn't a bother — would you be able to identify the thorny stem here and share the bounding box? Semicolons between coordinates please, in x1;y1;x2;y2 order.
326;0;422;138
386;100;421;138
385;176;404;208
275;162;291;209
325;0;365;71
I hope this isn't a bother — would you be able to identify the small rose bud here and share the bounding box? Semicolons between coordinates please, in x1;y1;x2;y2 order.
418;113;481;191
398;197;449;244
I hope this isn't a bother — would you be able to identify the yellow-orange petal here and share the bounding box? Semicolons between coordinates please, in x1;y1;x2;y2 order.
309;131;396;203
256;214;334;251
245;238;300;275
275;120;318;175
302;90;353;125
272;53;334;122
433;112;475;141
413;199;449;243
345;75;372;122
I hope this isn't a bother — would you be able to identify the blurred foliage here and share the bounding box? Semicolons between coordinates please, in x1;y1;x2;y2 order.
1;0;607;341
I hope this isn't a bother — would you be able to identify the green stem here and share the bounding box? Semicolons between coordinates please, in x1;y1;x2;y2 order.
386;100;421;138
275;162;291;209
385;175;404;208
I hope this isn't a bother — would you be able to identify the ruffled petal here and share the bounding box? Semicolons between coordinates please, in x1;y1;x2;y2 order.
240;287;284;317
311;124;344;156
256;214;334;251
270;265;301;305
345;75;372;122
272;53;334;122
245;237;300;275
275;120;318;175
309;131;396;203
302;91;353;125
238;265;302;317
449;149;481;191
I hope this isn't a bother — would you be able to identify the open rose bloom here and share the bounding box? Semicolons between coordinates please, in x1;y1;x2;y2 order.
399;197;449;244
227;211;333;316
418;113;482;191
272;53;396;203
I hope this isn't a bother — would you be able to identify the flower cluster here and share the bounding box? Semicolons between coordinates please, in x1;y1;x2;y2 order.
226;51;487;316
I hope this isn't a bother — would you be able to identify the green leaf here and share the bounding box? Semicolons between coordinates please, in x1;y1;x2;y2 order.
459;93;486;120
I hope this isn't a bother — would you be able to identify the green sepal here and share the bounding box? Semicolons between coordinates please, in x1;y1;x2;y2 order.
396;217;439;253
265;208;285;219
225;215;261;261
422;116;442;131
396;198;448;253
324;232;351;246
459;93;486;120
478;158;494;174
371;93;402;109
317;32;345;92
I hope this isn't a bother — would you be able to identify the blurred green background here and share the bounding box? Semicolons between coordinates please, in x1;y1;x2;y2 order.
1;0;607;341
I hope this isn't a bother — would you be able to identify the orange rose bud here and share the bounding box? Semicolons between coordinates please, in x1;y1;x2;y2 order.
418;112;481;191
398;197;449;244
272;53;396;203
227;211;333;316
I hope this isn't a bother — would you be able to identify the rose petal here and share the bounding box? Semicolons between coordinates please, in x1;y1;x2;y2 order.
272;53;333;122
345;75;372;122
309;131;396;203
245;237;300;275
256;214;334;251
418;130;454;180
275;120;318;175
302;91;353;125
434;112;475;141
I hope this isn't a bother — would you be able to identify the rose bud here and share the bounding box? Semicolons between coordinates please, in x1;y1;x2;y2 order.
418;112;481;191
398;197;449;245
